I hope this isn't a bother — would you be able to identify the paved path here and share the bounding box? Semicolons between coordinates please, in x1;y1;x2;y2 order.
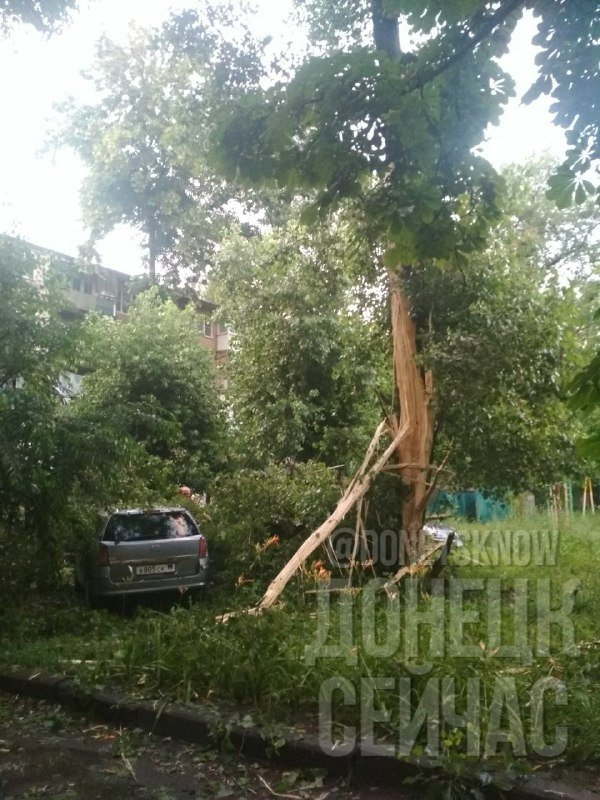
0;693;419;800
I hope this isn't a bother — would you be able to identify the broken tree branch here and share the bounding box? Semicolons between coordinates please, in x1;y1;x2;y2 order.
383;540;445;598
346;419;387;494
256;420;410;612
422;441;454;507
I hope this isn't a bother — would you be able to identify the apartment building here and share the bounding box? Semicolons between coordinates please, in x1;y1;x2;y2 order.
2;234;229;366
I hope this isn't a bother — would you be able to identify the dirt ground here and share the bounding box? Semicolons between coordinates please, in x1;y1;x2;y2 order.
0;693;422;800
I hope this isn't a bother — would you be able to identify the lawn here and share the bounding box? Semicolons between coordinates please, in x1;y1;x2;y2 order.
1;512;599;769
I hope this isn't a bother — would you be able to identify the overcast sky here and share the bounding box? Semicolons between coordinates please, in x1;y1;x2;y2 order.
0;1;566;275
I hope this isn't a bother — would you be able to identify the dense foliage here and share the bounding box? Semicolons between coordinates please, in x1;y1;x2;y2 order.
76;289;223;491
0;237;72;544
203;461;340;599
213;216;382;467
570;307;600;462
0;237;152;587
0;239;223;590
420;162;598;491
210;161;597;495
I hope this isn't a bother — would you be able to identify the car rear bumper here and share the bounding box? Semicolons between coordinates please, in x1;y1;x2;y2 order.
87;563;209;598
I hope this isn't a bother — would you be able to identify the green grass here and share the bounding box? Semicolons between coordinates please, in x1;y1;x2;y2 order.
1;512;599;769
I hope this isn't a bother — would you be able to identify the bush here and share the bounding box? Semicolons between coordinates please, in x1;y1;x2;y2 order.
201;461;340;598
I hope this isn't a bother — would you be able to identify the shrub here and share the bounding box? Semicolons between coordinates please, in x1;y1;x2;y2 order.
201;461;340;597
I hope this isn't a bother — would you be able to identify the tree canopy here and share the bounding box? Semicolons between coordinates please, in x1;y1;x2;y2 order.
57;8;268;286
216;0;599;258
1;0;78;35
58;28;220;284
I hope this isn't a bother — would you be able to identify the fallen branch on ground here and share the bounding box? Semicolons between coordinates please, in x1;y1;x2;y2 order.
256;420;410;612
217;421;409;622
216;417;455;622
382;541;445;599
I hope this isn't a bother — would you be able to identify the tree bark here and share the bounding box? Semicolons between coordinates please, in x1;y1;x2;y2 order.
389;268;435;548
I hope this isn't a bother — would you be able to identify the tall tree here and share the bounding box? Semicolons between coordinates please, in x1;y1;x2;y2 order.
58;28;216;285
57;8;266;286
215;0;599;546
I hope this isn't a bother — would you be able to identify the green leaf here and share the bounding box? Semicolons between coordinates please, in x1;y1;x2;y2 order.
299;204;319;226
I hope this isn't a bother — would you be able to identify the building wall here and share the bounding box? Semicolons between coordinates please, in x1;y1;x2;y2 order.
4;234;229;367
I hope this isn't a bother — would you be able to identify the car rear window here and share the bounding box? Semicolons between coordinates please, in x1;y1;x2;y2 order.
103;511;198;542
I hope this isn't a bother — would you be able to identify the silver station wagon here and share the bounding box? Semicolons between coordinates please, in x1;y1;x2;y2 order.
77;507;209;603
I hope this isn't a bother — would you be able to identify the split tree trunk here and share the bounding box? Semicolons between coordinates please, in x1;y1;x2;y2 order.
388;268;435;548
253;267;437;607
372;0;435;548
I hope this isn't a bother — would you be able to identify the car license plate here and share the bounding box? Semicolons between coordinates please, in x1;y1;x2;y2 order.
136;563;175;576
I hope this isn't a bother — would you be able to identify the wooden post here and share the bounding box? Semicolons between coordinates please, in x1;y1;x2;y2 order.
548;484;556;525
584;477;595;515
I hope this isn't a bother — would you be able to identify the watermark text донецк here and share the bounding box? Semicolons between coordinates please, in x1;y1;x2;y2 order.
309;527;578;759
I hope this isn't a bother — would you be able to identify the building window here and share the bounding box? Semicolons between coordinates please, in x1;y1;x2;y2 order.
72;275;82;292
218;321;228;335
204;318;213;338
96;297;115;317
83;276;93;294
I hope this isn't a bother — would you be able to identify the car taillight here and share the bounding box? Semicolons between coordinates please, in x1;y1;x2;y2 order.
97;543;110;567
198;537;208;558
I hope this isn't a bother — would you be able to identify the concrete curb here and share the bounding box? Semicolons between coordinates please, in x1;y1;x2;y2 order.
0;667;596;800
